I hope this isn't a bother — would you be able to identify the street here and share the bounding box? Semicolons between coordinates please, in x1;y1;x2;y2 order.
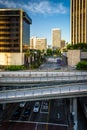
0;99;70;130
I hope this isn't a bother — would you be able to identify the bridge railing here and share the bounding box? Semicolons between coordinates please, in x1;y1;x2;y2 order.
0;72;87;83
0;83;87;103
0;71;87;78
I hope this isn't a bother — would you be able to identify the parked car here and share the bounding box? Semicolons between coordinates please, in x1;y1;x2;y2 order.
33;102;40;112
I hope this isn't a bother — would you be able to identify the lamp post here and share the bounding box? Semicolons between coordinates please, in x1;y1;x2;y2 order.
5;54;8;69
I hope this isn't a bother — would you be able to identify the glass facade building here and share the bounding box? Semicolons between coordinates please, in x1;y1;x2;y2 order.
0;9;32;52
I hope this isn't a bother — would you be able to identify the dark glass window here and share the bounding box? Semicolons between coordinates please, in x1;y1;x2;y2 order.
22;19;30;46
0;11;20;15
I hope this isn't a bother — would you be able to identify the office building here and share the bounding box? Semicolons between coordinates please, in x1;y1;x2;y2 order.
30;37;37;50
36;38;47;51
30;37;47;51
0;9;32;65
52;29;61;49
71;0;87;44
61;40;66;48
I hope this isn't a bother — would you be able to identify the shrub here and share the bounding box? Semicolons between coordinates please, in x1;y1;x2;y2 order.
30;63;40;69
6;65;25;71
76;61;87;70
67;43;87;50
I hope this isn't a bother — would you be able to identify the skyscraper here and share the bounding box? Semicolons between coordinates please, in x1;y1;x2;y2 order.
52;29;61;49
0;9;32;65
71;0;87;44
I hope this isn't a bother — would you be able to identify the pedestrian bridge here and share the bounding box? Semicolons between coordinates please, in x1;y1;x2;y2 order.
0;71;87;103
0;71;87;83
0;82;87;103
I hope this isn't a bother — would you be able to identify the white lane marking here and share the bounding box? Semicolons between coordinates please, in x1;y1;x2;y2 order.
28;109;33;121
35;123;38;130
9;120;68;127
40;111;48;114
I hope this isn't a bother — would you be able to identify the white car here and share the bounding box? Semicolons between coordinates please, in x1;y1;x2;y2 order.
33;102;40;112
19;102;26;108
42;102;48;110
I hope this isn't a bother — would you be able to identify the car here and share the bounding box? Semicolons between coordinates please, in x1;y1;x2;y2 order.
55;112;63;121
19;102;26;108
33;102;40;113
42;102;48;110
12;107;22;120
21;108;31;120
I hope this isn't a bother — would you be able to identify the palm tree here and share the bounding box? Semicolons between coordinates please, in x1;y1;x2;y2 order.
25;50;31;68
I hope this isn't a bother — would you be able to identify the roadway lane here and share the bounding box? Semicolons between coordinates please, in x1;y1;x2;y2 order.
48;124;68;130
49;99;68;124
0;122;36;130
0;99;70;130
0;122;9;130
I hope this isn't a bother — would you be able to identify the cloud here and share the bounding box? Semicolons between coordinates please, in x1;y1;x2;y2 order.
0;0;68;15
0;0;17;8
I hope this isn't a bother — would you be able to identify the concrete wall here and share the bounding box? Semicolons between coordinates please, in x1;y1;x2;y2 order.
67;50;81;67
0;53;24;65
81;52;87;59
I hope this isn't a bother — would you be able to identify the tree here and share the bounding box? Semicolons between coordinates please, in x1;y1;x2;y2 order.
25;50;31;68
53;49;61;56
46;48;53;56
25;50;31;57
67;43;87;50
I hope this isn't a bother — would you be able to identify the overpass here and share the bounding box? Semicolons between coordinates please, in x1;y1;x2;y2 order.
0;71;87;130
0;71;87;103
0;82;86;103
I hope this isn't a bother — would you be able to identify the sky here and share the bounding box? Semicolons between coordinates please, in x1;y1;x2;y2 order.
0;0;70;46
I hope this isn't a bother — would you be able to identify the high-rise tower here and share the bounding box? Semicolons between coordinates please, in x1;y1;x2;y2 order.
52;28;61;49
71;0;87;44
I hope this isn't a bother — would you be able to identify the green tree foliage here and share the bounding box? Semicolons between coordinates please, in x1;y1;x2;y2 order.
46;48;53;56
53;49;61;56
67;43;87;50
6;65;25;71
46;48;61;56
76;61;87;70
37;50;41;57
25;50;31;57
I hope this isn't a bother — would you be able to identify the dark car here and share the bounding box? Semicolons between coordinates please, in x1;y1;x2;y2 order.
55;111;63;122
12;107;22;120
21;108;31;121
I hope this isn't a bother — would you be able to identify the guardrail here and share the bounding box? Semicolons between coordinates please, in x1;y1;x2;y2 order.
0;71;87;83
0;71;87;77
0;83;87;103
0;75;87;83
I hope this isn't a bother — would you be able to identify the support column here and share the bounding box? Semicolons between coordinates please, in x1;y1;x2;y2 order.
2;103;6;110
70;98;73;113
2;87;6;110
73;98;78;130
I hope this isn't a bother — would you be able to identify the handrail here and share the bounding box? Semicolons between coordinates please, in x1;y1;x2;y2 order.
0;83;87;103
0;74;87;83
0;71;87;78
